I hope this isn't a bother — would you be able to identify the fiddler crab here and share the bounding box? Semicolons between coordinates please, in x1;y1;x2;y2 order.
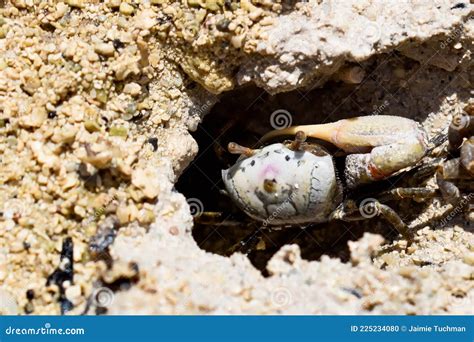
218;106;473;243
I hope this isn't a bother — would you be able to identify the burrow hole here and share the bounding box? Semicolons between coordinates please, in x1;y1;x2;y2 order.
176;53;458;273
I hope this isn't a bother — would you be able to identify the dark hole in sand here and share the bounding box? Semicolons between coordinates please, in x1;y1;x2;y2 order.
176;54;450;273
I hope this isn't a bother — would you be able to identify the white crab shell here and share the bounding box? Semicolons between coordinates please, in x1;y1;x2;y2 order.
222;143;340;226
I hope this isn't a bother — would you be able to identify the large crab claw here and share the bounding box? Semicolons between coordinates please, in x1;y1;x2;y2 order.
260;115;429;188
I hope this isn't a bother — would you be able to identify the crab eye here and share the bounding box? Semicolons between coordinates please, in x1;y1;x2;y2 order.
263;179;277;193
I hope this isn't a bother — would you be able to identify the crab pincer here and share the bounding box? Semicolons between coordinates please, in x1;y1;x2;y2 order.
261;115;429;188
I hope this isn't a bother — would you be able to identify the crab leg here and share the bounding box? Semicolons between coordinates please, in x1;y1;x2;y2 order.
377;187;438;202
436;154;473;204
261;115;429;187
331;199;413;240
460;137;474;174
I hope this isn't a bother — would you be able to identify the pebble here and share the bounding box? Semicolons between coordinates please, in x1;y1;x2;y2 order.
119;3;135;16
107;0;121;8
131;167;161;199
463;253;474;266
94;43;115;57
398;266;416;278
135;10;156;30
54;2;69;19
116;204;138;224
0;289;19;315
66;0;85;9
19;107;47;128
123;82;141;96
65;285;82;303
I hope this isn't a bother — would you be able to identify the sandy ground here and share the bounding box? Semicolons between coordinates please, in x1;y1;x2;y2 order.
0;0;473;315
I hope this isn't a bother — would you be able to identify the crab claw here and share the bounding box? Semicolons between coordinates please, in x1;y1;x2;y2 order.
260;115;429;188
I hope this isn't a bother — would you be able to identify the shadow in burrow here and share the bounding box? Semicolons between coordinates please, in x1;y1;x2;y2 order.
175;52;470;274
